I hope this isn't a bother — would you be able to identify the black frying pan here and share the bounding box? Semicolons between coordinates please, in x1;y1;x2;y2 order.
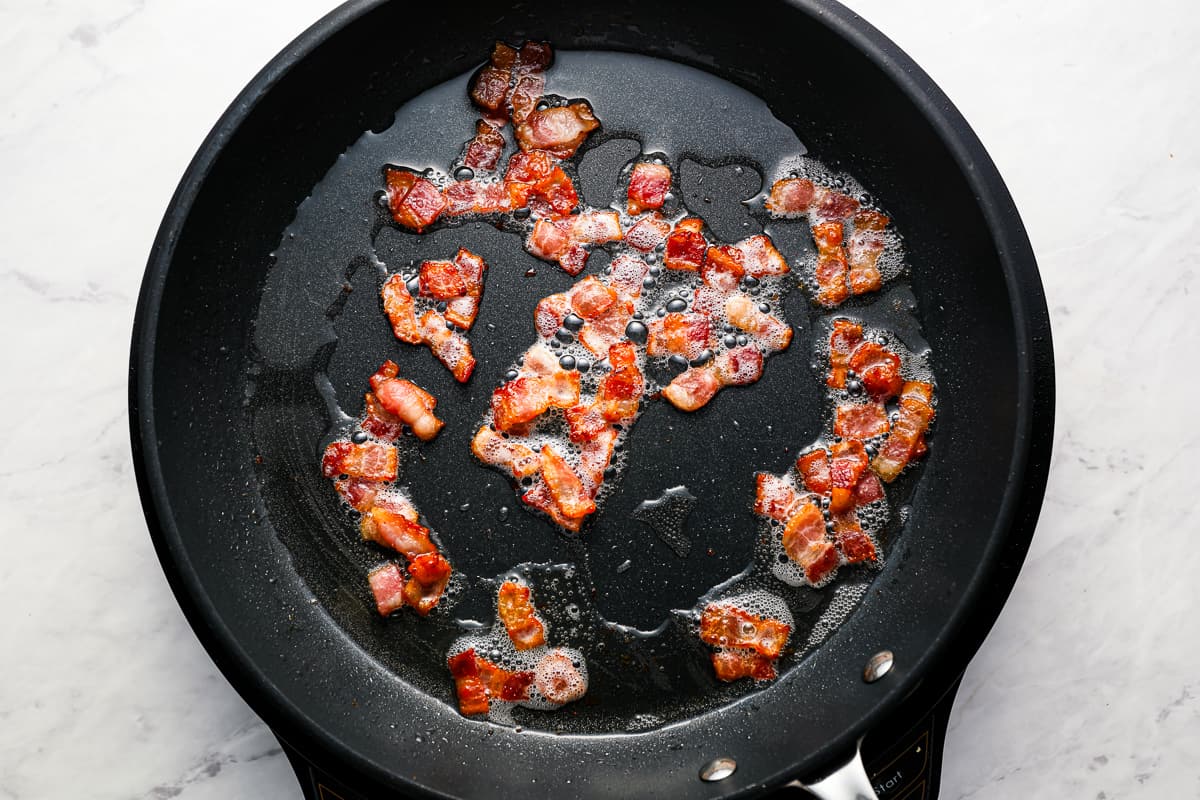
128;1;1054;797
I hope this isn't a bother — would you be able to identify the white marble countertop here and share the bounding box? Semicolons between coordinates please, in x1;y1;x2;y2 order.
2;1;1197;798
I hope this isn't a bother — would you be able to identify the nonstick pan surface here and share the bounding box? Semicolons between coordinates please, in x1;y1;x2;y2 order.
129;1;1054;797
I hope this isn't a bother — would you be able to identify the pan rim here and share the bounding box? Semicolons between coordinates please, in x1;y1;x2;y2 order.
128;0;1054;795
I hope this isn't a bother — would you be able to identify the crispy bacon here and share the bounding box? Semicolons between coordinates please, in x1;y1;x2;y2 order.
509;73;545;125
403;552;451;615
872;381;935;482
829;440;869;514
419;259;467;300
540;444;596;520
796;449;831;496
515;102;599;158
754;473;803;523
564;403;608;443
700;603;791;658
381;274;421;344
827;319;863;389
526;216;589;275
475;656;535;702
595;342;643;422
570;276;618;319
360;507;436;559
713;345;764;386
701;245;745;291
362;392;404;441
733;234;790;277
661;367;721;412
334;477;382;512
782;501;840;584
814;185;861;221
833;511;877;563
725;295;792;352
470;426;542;478
627;162;672;215
369;361;444;441
506;150;579;215
712;649;777;682
764;177;815;217
578;299;633;357
446;248;487;329
497;581;546;650
834;402;890;441
448;649;490;715
384;168;445;233
846;227;885;295
849;342;903;400
463;120;505;171
367;563;406;616
492;377;551;432
534;292;569;337
607;254;650;299
812;221;849;307
576;427;617;497
664;218;707;272
646;312;711;360
854;470;886;505
534;650;587;704
322;440;397;481
470;58;512;113
418;310;476;382
443;179;513;217
624;212;671;252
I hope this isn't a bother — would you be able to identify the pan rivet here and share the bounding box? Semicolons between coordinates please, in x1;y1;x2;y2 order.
863;650;894;683
699;757;737;782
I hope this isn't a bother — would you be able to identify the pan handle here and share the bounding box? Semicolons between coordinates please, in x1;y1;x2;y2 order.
786;738;880;800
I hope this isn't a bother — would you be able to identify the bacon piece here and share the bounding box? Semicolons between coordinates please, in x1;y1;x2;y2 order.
725;294;792;352
322;440;397;481
534;650;587;704
362;392;404;441
506;150;579;215
367;563;406;616
846;227;885;295
701;245;745;291
873;381;935;482
849;342;903;400
334;477;382;512
369;361;444;441
646;312;711;360
624;212;671;252
443;179;513;216
384;168;445;233
661;367;721;412
700;604;791;658
713;345;763;386
497;581;546;650
834;402;890;441
813;186;860;222
463;120;505;171
470;426;542;478
448;649;489;715
812;221;849;307
515;40;553;71
443;248;487;329
525;216;588;274
403;552;451;615
827;319;863;389
833;511;877;563
627;162;672;215
509;73;545;125
540;444;596;520
492;377;550;432
578;299;633;357
733;234;790;277
754;473;803;523
664;219;707;272
521;481;579;531
418;310;476;383
564;403;608;443
796;449;831;495
595;342;642;423
572;210;623;245
534;292;569;338
608;254;650;299
576;427;617;498
782;501;839;584
470;59;512;113
854;470;886;505
829;440;869;513
474;656;535;702
854;209;890;231
570;276;618;319
381;274;421;344
419;259;467;300
765;177;815;217
515;102;599;158
712;649;777;682
690;285;726;317
360;507;435;559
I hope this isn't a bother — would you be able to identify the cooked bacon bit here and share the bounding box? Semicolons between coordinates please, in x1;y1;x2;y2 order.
912;433;928;459
384;168;446;232
367;563;406;616
576;428;617;497
753;472;803;523
360;507;435;559
834;402;890;441
470;62;512;113
515;102;599;158
444;248;487;329
701;245;745;291
492;377;550;432
534;292;569;338
725;294;793;352
796;449;832;495
534;650;587;704
572;210;623;245
570;276;618;319
846;227;885;295
627;162;672;215
374;492;421;521
661;367;721;412
527;216;572;259
506;150;579;215
646;312;711;360
470;426;542;478
849;342;903;400
370;362;444;441
578;299;633;356
765;177;815;217
664;219;708;272
443;179;513;217
448;649;489;715
814;186;861;221
334;477;382;512
521;482;577;531
854;209;890;231
509;73;545;125
854;470;885;505
712;649;777;682
463;120;505;171
827;319;863;389
829;440;869;514
873;381;935;482
362;392;404;441
539;445;595;519
833;511;877;563
497;581;546;650
322;440;398;481
595;342;643;422
607;254;650;299
564;403;607;443
733;234;790;277
812;220;850;307
690;285;726;317
473;656;535;703
515;40;553;72
700;604;791;658
781;500;839;583
713;345;764;386
419;259;467;300
381;274;421;344
418;310;476;383
403;552;451;615
605;209;660;251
